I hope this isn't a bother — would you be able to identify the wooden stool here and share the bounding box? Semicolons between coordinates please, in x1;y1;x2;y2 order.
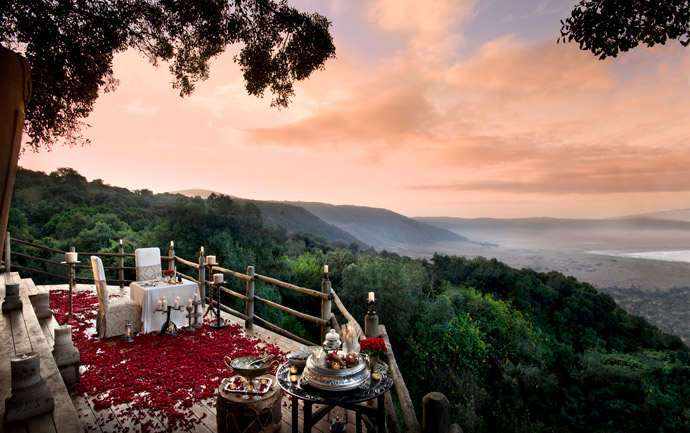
217;378;282;433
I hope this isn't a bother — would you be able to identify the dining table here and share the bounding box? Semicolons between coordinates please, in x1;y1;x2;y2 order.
129;278;200;334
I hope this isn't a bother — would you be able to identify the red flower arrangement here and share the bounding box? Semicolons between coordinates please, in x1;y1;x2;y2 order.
162;269;175;277
360;337;387;357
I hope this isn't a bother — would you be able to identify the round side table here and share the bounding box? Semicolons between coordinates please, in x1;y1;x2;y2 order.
217;378;282;433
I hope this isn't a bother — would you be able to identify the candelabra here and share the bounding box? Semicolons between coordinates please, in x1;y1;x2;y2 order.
209;281;228;329
156;304;184;336
61;257;80;325
185;305;195;332
192;299;203;328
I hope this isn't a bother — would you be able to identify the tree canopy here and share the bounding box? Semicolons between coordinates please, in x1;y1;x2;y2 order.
0;0;336;151
560;0;690;59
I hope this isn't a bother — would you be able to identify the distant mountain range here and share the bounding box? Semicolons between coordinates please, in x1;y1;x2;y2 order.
169;189;473;251
170;189;690;255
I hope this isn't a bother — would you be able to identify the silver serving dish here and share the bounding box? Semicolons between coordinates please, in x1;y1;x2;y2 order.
302;353;370;391
287;352;310;368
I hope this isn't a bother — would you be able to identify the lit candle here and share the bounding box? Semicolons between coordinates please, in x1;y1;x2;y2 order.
162;297;167;309
324;265;329;273
157;299;162;310
206;255;216;265
173;297;179;308
65;252;78;264
368;292;375;302
188;299;193;308
170;240;174;247
213;273;224;284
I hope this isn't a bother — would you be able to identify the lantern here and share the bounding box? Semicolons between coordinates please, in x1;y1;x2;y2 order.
124;320;134;342
329;407;347;433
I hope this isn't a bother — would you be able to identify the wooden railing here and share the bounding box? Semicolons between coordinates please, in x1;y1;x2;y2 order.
2;233;444;433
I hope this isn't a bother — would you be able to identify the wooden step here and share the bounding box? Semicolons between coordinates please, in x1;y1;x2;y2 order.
0;273;83;433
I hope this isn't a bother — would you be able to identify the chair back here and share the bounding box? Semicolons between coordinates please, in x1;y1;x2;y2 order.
135;247;162;281
91;256;110;312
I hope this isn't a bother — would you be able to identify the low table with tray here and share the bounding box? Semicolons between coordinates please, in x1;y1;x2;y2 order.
276;356;393;433
217;356;282;433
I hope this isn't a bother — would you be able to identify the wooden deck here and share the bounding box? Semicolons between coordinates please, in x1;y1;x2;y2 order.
1;276;366;433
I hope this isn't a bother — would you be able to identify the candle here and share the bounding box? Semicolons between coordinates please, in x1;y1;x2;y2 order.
188;299;193;308
119;239;123;246
206;255;216;265
213;273;224;284
200;246;204;254
162;297;167;309
157;299;162;310
368;292;375;302
173;298;179;308
170;240;174;247
194;292;198;301
65;252;78;264
324;265;329;273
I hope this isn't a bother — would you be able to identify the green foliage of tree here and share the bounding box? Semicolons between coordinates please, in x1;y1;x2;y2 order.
560;0;690;59
0;0;335;150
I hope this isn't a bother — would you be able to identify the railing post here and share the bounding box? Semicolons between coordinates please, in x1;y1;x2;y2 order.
4;231;10;273
321;266;332;342
168;240;175;271
422;392;449;433
245;266;255;331
118;239;124;288
199;247;206;309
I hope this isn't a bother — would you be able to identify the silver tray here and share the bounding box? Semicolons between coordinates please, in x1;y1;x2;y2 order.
302;354;370;391
221;375;273;395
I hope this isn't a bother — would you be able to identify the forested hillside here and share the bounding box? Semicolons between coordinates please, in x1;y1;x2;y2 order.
9;167;690;432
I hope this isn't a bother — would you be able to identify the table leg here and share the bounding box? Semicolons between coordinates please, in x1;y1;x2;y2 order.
292;396;299;433
303;401;313;433
377;395;385;433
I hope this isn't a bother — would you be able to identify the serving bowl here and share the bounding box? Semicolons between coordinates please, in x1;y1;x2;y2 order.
224;356;275;381
286;352;310;368
301;353;370;391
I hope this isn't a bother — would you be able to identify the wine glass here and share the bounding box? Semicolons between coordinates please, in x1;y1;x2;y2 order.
252;378;261;400
241;377;251;400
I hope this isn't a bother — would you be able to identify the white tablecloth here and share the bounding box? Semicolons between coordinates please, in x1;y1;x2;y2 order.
129;278;199;334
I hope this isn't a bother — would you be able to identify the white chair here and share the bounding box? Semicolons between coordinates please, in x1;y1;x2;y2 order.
135;247;162;281
91;256;142;338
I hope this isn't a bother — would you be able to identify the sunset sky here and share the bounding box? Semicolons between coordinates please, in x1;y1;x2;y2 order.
18;0;690;219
